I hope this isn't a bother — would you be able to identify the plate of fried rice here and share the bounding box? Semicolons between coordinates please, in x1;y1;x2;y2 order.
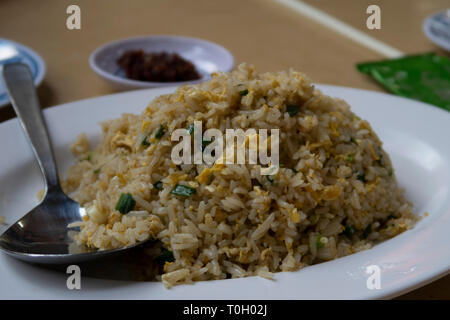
0;64;449;299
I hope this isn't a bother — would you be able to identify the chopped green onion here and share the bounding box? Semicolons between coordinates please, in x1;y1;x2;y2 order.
388;168;393;176
141;136;151;146
239;89;249;96
341;225;356;237
356;171;367;183
252;179;263;189
115;193;136;214
264;165;279;176
202;139;212;151
347;154;354;162
286;104;300;117
316;234;324;248
344;137;357;145
154;125;165;139
93;168;101;174
156;249;175;265
171;184;196;197
153;181;163;191
291;168;298;174
266;175;274;184
362;223;372;238
81;152;93;162
187;123;195;134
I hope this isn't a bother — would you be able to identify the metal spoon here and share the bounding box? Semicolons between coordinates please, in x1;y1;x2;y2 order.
0;63;146;264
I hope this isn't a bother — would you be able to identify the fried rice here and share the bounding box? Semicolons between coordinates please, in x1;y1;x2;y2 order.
63;63;418;288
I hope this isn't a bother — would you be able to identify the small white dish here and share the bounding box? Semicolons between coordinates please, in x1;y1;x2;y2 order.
89;35;234;90
0;38;46;108
423;9;450;52
0;85;449;299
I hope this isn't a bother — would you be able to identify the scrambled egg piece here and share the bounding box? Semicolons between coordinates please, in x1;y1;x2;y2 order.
290;209;301;223
110;132;133;150
322;185;342;201
196;163;225;183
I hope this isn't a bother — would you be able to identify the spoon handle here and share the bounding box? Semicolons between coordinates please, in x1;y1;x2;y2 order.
2;63;61;191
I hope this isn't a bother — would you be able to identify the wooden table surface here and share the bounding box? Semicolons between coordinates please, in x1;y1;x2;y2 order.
0;0;448;299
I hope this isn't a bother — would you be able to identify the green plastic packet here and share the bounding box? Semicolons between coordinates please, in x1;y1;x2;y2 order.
357;53;450;111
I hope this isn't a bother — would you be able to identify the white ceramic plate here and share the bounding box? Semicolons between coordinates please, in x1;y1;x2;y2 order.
0;85;449;299
90;35;234;90
0;38;46;108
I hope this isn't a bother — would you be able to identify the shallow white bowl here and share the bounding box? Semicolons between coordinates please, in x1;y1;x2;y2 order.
423;9;450;52
89;35;234;90
0;38;46;108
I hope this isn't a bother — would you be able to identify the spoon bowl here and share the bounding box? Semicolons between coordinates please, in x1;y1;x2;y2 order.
0;63;148;264
0;186;144;264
